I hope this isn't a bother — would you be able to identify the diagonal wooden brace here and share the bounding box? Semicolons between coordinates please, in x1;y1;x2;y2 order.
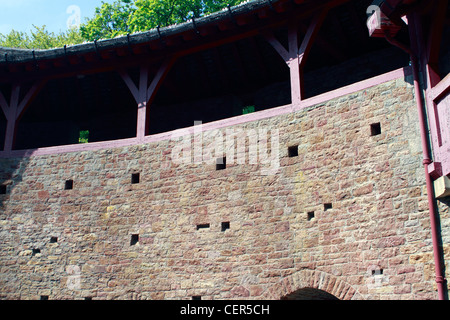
119;56;177;141
0;80;46;152
263;9;328;104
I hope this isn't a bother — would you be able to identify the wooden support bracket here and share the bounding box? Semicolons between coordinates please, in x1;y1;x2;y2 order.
119;56;177;141
0;80;47;152
262;9;328;104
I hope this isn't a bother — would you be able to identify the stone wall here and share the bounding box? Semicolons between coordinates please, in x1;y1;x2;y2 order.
0;77;449;300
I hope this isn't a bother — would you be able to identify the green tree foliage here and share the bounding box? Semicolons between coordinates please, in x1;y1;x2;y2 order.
0;25;84;49
80;0;135;41
81;0;247;41
0;0;247;48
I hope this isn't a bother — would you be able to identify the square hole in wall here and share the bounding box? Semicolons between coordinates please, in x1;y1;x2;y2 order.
216;157;226;170
371;123;381;136
221;222;230;232
40;295;49;300
307;212;315;221
130;234;139;246
85;297;93;301
131;173;140;184
0;185;6;195
192;296;202;300
65;180;73;190
197;224;210;230
288;145;299;157
32;248;41;256
324;203;332;211
50;237;58;243
372;269;383;276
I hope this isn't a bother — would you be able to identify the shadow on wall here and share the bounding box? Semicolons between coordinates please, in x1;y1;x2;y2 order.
0;155;32;213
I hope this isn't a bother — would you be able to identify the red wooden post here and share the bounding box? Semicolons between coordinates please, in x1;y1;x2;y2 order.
120;56;177;141
287;21;301;104
137;66;149;141
3;85;20;152
0;81;46;153
263;9;328;105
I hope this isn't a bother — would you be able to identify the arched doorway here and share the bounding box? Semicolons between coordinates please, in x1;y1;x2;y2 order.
262;269;362;300
281;287;339;300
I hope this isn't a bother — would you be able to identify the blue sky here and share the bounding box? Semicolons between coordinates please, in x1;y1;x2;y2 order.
0;0;115;35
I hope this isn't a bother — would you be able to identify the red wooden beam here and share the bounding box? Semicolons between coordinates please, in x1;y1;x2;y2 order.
288;21;302;104
430;73;450;102
121;65;149;140
263;8;329;103
119;56;177;141
119;69;140;103
137;66;149;141
3;84;20;152
263;31;290;62
1;80;47;152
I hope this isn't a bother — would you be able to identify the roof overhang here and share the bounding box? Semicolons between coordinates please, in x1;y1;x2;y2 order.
0;0;354;83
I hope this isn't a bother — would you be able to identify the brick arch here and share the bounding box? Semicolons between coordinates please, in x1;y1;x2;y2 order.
261;269;363;300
